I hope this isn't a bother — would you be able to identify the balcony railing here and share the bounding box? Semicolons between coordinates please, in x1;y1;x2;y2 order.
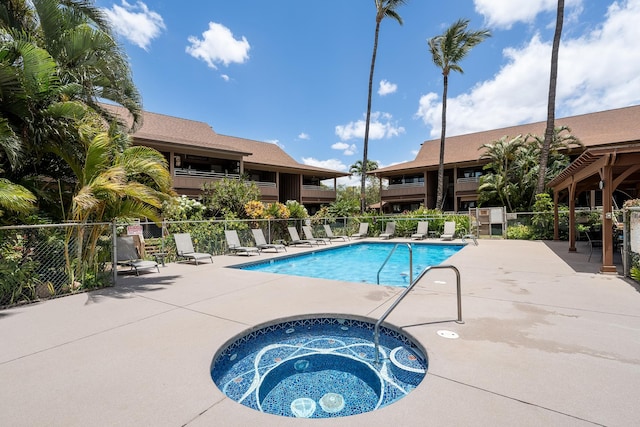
174;168;240;180
387;182;425;189
302;185;335;192
457;176;480;183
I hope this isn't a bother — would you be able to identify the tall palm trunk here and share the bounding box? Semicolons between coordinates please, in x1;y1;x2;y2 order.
361;20;382;213
436;73;449;210
537;0;564;194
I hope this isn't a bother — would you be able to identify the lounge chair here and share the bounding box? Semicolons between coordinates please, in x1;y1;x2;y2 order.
173;233;213;265
440;221;456;241
224;230;260;256
287;226;317;246
302;225;331;245
351;222;369;239
323;224;349;241
379;222;396;240
116;236;159;276
411;221;429;240
251;229;286;252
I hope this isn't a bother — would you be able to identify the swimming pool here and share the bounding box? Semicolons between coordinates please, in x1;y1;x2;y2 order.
210;316;427;418
234;242;464;286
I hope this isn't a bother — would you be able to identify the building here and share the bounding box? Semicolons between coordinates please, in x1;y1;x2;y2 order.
372;105;640;213
107;105;348;213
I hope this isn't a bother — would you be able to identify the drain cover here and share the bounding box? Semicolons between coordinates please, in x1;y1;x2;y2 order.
437;330;459;339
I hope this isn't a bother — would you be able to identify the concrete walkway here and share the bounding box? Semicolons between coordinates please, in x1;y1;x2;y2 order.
1;239;638;426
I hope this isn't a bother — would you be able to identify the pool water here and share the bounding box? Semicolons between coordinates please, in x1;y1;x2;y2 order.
211;317;427;418
235;242;463;286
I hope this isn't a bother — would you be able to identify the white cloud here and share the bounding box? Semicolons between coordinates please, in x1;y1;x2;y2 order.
186;22;250;69
221;74;230;82
335;112;405;141
298;132;310;140
331;142;357;155
416;0;640;138
301;157;348;172
474;0;583;29
378;79;398;96
103;1;165;50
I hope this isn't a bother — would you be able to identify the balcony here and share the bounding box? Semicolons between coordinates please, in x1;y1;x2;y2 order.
301;185;336;202
382;182;425;198
456;177;480;193
172;168;240;190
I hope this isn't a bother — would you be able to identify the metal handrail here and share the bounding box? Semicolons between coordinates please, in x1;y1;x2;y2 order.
377;243;413;285
374;264;463;364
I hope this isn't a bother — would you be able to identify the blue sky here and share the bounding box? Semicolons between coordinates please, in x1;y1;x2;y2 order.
95;0;640;185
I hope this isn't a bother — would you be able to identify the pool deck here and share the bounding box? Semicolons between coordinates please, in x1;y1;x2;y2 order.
1;238;639;426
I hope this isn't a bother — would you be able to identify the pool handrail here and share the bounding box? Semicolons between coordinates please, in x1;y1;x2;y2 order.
374;264;463;364
377;243;413;285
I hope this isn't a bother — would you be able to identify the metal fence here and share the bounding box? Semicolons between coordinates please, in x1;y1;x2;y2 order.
0;214;472;309
6;209;637;309
0;222;114;308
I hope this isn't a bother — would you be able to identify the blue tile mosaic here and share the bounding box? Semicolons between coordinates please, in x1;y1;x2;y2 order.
211;317;428;418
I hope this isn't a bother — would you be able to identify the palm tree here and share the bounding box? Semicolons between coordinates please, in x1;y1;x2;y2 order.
23;0;142;130
64;124;174;286
536;0;564;194
360;0;407;213
349;159;379;177
428;19;490;210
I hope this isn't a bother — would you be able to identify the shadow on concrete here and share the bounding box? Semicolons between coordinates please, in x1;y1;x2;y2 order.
543;239;623;275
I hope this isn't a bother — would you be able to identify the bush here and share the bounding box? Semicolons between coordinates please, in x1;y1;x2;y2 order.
506;224;534;240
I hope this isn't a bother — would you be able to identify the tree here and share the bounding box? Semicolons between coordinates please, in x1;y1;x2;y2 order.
360;0;406;213
537;0;564;194
478;126;582;212
428;19;490;210
0;0;145;222
201;177;261;218
349;159;379;178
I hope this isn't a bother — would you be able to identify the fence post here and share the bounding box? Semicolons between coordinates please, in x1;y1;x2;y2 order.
112;219;118;285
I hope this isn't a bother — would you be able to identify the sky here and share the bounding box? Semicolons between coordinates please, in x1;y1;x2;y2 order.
95;0;640;186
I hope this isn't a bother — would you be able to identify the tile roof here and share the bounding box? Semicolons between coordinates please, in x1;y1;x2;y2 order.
375;104;640;174
212;134;348;177
103;104;347;177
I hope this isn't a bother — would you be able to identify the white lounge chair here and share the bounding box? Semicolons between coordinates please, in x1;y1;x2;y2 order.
379;222;396;240
251;229;286;252
173;233;213;265
411;221;429;240
116;236;159;276
351;223;369;239
440;221;456;241
323;224;349;241
224;230;260;256
302;226;331;245
287;227;317;246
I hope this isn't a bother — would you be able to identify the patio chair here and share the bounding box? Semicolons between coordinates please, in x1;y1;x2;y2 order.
440;221;456;241
585;230;603;262
323;224;349;241
173;233;213;265
287;226;317;246
116;236;159;276
351;222;369;239
302;225;331;245
411;221;429;240
251;228;286;252
224;230;260;256
379;222;396;240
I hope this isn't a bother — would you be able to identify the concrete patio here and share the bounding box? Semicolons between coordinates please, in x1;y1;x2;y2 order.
1;238;638;426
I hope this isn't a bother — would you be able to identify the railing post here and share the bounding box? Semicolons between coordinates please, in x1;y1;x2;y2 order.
112;219;118;286
374;264;463;364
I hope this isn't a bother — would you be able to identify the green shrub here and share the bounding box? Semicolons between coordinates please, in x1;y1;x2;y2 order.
506;224;534;240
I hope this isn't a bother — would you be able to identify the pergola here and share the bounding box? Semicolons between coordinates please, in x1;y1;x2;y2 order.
548;144;640;274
